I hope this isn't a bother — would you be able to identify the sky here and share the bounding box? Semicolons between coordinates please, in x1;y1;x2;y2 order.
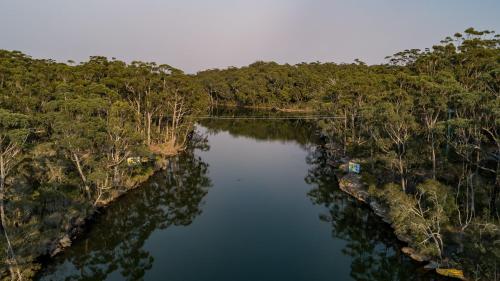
0;0;499;73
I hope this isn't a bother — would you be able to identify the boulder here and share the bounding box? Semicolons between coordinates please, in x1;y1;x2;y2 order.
436;268;466;280
401;247;431;262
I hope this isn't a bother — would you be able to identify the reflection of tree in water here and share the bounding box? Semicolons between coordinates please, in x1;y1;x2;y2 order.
39;151;211;281
305;146;444;281
197;106;320;145
199;118;317;146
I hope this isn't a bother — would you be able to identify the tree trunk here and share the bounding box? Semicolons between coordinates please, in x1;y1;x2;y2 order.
72;153;91;199
431;138;436;180
157;113;163;134
343;111;347;156
429;229;443;260
398;146;406;192
0;156;23;281
351;113;356;143
146;112;152;145
491;160;499;217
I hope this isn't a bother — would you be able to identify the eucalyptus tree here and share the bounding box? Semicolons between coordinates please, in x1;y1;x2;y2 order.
0;109;30;281
410;73;454;179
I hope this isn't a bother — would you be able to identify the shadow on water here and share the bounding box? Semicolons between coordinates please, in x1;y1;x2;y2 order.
38;152;211;281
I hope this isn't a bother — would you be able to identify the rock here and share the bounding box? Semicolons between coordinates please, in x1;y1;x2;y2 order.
395;233;412;244
369;200;386;215
51;247;62;256
401;247;414;255
50;234;73;257
339;174;369;202
59;235;72;248
382;217;392;224
436;268;466;280
401;247;431;262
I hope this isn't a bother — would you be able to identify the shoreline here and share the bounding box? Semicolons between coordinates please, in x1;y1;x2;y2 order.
34;150;180;278
330;157;467;281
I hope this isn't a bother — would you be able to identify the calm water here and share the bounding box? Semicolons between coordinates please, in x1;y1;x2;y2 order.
39;118;442;281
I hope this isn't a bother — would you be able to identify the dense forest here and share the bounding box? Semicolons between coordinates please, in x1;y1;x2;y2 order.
0;53;209;279
1;27;499;280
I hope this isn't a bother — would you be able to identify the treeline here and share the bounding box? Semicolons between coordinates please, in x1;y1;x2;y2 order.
196;61;339;108
195;28;499;279
0;51;209;279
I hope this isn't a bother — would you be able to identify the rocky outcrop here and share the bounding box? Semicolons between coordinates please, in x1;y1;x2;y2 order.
401;247;431;262
338;173;368;203
436;269;466;280
369;200;392;225
48;216;87;257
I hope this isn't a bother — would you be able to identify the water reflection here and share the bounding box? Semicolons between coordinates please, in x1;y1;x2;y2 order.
306;145;443;281
39;115;446;281
39;151;211;281
199;108;317;146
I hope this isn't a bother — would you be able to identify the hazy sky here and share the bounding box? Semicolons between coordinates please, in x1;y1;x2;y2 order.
1;0;499;73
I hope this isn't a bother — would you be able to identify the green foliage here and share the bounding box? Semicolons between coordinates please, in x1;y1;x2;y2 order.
0;27;498;280
0;109;30;144
196;61;336;107
377;181;455;258
460;221;500;280
0;50;209;279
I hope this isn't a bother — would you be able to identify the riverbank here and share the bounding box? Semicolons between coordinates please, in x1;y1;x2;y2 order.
330;158;467;281
26;148;184;280
46;160;160;256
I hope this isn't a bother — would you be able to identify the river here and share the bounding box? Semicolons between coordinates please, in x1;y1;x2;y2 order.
38;116;444;281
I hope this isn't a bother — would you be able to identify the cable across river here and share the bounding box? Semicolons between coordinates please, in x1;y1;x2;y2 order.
191;115;347;120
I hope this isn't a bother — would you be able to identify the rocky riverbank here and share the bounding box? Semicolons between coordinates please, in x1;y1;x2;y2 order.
332;158;467;281
33;154;175;278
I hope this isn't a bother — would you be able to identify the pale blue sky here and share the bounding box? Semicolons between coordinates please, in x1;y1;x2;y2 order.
0;0;499;73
